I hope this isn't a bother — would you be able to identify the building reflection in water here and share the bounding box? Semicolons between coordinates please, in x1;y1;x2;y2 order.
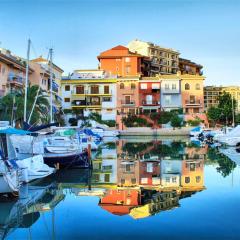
0;138;207;239
97;138;206;219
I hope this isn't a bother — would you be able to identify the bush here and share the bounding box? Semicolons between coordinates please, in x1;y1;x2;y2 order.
89;112;116;127
158;111;173;124
187;118;202;126
170;114;182;128
122;115;147;127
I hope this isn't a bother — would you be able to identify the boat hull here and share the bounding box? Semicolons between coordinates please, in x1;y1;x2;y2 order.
43;151;90;168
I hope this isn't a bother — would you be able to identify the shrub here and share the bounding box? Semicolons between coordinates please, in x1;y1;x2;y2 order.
170;114;182;128
187;118;202;126
158;111;173;124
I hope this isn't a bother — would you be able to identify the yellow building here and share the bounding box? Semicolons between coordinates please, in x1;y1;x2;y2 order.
61;70;117;121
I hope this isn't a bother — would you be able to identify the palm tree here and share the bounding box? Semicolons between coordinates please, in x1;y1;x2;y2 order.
0;85;50;125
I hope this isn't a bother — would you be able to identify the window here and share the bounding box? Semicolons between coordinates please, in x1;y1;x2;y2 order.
125;57;130;62
104;85;109;94
165;95;172;105
172;83;177;90
196;83;200;90
185;83;190;90
102;97;111;102
120;83;124;89
165;84;170;90
196;176;201;183
152;83;160;89
131;83;135;89
64;98;70;102
172;177;177;183
91;85;99;94
125;66;131;74
165;177;170;183
65;85;70;91
147;163;153;173
141;83;147;89
190;95;195;104
121;178;125;185
104;174;110;183
125;96;131;104
131;178;136;184
125;164;131;172
185;177;190;184
76;85;84;94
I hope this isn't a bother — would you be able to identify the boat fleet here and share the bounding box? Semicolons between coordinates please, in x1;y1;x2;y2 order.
189;124;240;165
0;121;119;198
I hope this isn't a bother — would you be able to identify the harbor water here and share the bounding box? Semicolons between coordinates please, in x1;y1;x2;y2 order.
1;137;240;240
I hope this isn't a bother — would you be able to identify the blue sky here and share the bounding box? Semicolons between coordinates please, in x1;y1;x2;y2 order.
0;0;239;85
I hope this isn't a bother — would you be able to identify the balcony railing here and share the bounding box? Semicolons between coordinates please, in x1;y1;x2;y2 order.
73;90;112;95
185;100;201;105
121;100;135;106
142;100;160;106
7;73;25;85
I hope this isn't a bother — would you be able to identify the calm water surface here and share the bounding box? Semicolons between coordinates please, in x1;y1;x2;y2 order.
2;137;240;240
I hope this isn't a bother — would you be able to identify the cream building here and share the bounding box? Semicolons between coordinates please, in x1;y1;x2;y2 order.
61;70;117;121
127;39;179;76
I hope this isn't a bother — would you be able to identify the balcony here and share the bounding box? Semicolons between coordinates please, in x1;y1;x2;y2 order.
121;100;135;106
73;90;112;96
142;100;160;106
185;100;201;106
72;100;101;109
7;73;25;86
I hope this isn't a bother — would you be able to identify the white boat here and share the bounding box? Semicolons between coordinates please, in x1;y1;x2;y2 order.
215;125;240;147
91;127;119;138
0;127;55;184
0;160;19;196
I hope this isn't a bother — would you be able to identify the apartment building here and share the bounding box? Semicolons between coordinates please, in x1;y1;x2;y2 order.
204;86;240;113
160;74;182;111
139;77;161;113
127;39;180;76
0;48;33;96
204;86;222;110
61;70;117;120
97;45;143;77
31;56;64;110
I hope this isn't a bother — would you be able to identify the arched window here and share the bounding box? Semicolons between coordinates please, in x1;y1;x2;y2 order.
185;83;190;90
120;83;124;89
131;83;135;90
196;83;200;90
196;176;201;183
76;85;84;94
185;177;190;184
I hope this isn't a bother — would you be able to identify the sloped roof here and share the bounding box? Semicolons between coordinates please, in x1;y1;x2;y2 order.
111;45;129;50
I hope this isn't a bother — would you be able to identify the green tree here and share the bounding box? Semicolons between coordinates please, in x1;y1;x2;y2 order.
170;114;182;128
207;106;221;124
218;92;236;124
0;85;49;125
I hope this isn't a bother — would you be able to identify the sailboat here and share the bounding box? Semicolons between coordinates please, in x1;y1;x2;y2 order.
0;128;20;196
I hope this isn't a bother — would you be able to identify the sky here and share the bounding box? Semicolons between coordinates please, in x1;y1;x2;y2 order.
0;0;239;85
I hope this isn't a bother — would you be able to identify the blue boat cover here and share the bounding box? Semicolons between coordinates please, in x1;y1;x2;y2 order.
0;128;31;135
191;126;201;132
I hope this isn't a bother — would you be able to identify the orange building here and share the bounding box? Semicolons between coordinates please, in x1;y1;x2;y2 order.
97;45;143;77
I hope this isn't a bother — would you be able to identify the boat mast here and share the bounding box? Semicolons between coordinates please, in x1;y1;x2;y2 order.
49;48;53;123
232;94;235;127
24;39;31;122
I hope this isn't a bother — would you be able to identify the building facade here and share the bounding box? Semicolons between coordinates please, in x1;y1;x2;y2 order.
127;39;180;76
139;77;161;113
204;86;240;113
160;74;182;111
61;70;117;121
0;48;33;96
97;45;143;77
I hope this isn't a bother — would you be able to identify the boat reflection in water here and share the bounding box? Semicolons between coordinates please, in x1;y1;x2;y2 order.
0;181;65;240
